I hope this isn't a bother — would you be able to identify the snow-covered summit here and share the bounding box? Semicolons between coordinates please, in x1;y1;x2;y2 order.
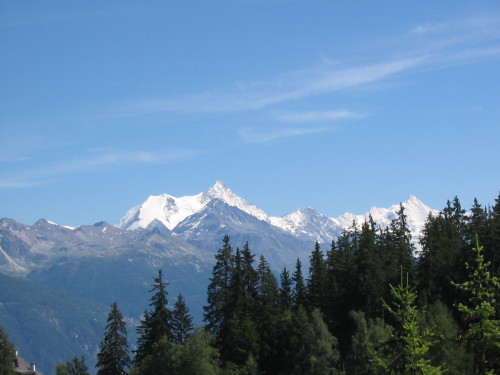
117;183;437;248
117;181;269;230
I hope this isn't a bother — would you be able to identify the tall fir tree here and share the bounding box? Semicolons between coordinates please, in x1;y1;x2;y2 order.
134;269;172;364
241;242;259;308
171;293;194;345
204;235;234;338
292;258;307;309
488;192;500;274
323;241;339;330
96;302;131;375
452;235;500;374
387;204;415;282
256;255;281;374
375;272;442;375
417;198;469;309
307;241;327;311
279;266;293;310
354;218;384;318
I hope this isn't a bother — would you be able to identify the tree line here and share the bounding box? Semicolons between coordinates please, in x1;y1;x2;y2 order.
1;194;499;374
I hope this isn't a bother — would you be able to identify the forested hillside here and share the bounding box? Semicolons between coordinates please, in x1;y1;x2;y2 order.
4;194;499;375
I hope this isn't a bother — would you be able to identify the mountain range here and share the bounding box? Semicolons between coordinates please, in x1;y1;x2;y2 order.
117;180;436;247
0;181;438;374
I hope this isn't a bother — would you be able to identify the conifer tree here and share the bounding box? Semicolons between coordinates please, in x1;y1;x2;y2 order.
0;327;15;375
488;192;500;274
354;218;384;317
241;242;258;307
417;198;469;309
349;311;393;375
387;204;415;282
134;269;172;364
452;235;500;374
177;328;221;375
171;293;194;345
468;199;489;247
287;307;340;375
204;235;234;339
292;258;306;308
423;301;473;375
279;266;293;310
376;272;442;375
323;241;339;329
307;241;327;311
256;255;281;374
56;357;90;375
96;302;131;375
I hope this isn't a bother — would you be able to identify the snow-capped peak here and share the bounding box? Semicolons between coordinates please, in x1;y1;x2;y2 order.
117;181;269;230
203;181;269;223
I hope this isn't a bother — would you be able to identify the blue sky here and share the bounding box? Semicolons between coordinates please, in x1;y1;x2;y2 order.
1;1;499;227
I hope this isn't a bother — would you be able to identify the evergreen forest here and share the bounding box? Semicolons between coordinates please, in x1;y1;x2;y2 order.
2;194;500;375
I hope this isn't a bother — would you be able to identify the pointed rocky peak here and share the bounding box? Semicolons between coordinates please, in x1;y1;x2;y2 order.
205;180;237;203
208;180;231;195
204;181;270;222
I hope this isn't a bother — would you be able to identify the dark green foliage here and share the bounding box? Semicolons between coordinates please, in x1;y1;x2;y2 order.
286;307;340;375
354;218;385;318
172;293;194;345
452;236;500;374
423;301;473;375
0;326;15;375
255;255;281;374
96;302;131;375
134;269;172;364
489;193;500;274
177;328;221;375
204;235;234;347
417;198;470;310
292;258;306;308
386;204;415;285
375;272;442;375
348;311;393;375
56;356;90;375
307;242;327;311
130;336;176;375
279;267;293;310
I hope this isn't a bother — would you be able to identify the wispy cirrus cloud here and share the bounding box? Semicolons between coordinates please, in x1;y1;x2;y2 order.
111;14;500;119
412;21;449;35
113;56;426;117
0;149;199;188
272;109;366;123
239;126;333;144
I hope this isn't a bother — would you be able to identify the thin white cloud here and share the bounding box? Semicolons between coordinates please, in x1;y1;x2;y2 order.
111;14;500;119
272;110;366;123
114;56;426;116
412;22;448;35
0;149;199;188
239;126;332;144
